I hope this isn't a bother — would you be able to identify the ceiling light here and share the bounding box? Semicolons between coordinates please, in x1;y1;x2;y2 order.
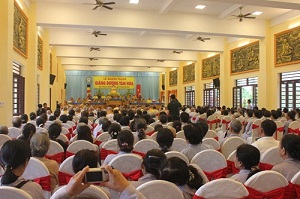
129;0;139;4
252;11;262;16
195;5;206;9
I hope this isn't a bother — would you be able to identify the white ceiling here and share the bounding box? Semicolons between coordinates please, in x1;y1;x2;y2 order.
31;0;300;72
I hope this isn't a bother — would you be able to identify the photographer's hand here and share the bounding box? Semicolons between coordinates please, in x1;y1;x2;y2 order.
65;166;91;196
99;165;130;192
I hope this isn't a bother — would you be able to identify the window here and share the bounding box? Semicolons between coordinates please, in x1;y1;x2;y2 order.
185;86;195;106
233;77;257;108
203;83;220;107
280;71;300;110
13;62;25;116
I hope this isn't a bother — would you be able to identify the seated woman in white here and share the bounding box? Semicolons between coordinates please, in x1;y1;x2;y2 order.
230;144;260;183
0;140;44;199
272;134;300;181
160;157;204;199
103;130;134;165
181;123;213;161
132;149;167;188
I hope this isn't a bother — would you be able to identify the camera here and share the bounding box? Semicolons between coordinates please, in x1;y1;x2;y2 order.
84;168;109;183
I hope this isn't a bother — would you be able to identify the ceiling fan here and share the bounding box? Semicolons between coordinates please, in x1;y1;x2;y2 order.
88;58;98;61
88;30;107;37
83;0;116;10
196;36;210;42
157;59;165;62
89;47;100;51
232;7;256;22
172;50;183;54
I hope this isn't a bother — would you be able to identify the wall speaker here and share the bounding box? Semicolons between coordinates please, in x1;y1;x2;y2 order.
64;83;67;89
50;74;56;85
162;85;165;90
213;78;220;88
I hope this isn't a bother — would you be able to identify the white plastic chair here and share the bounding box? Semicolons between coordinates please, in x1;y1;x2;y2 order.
61;127;72;139
207;115;217;130
58;155;75;186
202;138;220;151
22;157;51;199
0;134;12;147
165;151;189;165
46;140;65;164
245;170;288;198
100;139;119;164
134;139;159;154
172;138;188;152
0;186;33;199
57;133;69;144
191;113;200;123
247;119;262;144
291;171;300;198
191;149;227;181
66;140;97;158
274;121;284;141
220;116;232;132
221;136;245;159
176;130;185;139
145;125;155;135
109;154;143;182
51;185;109;199
259;146;284;170
226;150;239;177
137;180;184;199
194;178;249;199
109;153;142;173
150;131;158;141
288;121;300;135
95;132;111;146
7;127;21;139
61;123;71;130
204;130;218;140
66;121;76;129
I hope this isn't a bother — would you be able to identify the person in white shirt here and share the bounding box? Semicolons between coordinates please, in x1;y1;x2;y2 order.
252;119;279;156
246;99;253;110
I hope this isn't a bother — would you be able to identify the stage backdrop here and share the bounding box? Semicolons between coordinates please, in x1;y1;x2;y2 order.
65;71;159;100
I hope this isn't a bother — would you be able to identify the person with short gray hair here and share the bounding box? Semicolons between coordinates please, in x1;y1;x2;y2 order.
30;132;59;192
220;119;244;145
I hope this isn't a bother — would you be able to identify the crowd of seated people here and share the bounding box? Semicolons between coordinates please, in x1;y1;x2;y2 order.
0;102;299;198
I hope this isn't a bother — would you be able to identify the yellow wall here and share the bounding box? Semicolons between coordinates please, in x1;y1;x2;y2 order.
0;0;14;126
163;17;300;110
0;0;65;126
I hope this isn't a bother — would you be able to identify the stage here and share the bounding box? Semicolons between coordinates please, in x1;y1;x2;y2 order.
69;100;164;109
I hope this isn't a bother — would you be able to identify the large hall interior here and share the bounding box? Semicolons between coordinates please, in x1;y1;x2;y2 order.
1;1;300;199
